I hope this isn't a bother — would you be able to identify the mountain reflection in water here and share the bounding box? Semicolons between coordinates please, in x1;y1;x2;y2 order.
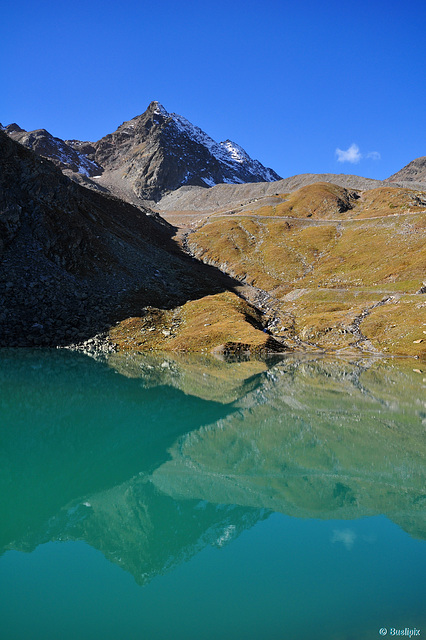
0;349;425;585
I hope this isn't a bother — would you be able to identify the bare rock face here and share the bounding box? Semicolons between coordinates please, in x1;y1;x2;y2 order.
387;156;426;183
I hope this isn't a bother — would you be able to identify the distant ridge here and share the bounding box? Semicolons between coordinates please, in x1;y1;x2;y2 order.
155;172;426;212
3;124;103;178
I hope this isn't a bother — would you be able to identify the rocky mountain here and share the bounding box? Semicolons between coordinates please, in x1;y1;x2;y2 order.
86;101;281;201
1;101;281;202
387;155;426;183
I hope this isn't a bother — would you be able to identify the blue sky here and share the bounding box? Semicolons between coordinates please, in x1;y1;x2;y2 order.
2;0;425;180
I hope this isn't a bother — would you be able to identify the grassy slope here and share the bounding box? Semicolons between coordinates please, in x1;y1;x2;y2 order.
109;291;287;355
188;183;426;357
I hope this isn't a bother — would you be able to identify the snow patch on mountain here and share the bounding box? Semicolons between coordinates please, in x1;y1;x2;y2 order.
46;137;101;176
169;111;224;158
220;140;251;164
7;128;103;177
202;176;216;187
153;102;169;118
223;176;245;184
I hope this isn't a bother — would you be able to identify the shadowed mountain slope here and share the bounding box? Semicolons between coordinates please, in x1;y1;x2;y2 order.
0;131;282;353
0;131;244;347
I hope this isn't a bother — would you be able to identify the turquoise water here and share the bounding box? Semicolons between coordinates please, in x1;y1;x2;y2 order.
0;350;425;639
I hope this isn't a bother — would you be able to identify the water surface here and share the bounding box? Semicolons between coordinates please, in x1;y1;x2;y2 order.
0;350;425;639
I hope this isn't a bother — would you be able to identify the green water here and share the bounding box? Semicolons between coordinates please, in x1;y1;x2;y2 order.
0;350;425;640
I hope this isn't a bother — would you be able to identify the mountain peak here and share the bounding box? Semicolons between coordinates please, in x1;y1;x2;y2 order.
146;101;169;118
86;102;282;200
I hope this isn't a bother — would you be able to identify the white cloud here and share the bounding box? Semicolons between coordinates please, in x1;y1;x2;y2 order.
335;143;362;164
335;144;381;164
367;151;381;160
331;528;357;550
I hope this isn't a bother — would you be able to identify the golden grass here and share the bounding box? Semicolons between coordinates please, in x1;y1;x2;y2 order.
192;212;425;292
188;184;426;356
108;182;426;356
238;184;426;221
276;289;426;356
298;216;426;289
253;182;358;219
109;291;287;355
361;295;426;357
352;187;426;218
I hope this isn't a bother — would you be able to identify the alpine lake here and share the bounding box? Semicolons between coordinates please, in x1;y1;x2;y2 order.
0;349;425;640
